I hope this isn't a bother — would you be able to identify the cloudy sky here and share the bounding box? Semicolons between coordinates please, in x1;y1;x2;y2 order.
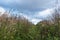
0;0;59;24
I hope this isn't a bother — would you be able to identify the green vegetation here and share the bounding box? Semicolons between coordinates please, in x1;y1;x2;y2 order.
0;9;60;40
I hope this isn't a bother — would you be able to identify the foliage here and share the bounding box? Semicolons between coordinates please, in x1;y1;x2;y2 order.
0;10;60;40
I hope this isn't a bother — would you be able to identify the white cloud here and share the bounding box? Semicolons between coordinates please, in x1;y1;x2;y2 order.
31;19;42;25
36;8;54;18
0;7;5;15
